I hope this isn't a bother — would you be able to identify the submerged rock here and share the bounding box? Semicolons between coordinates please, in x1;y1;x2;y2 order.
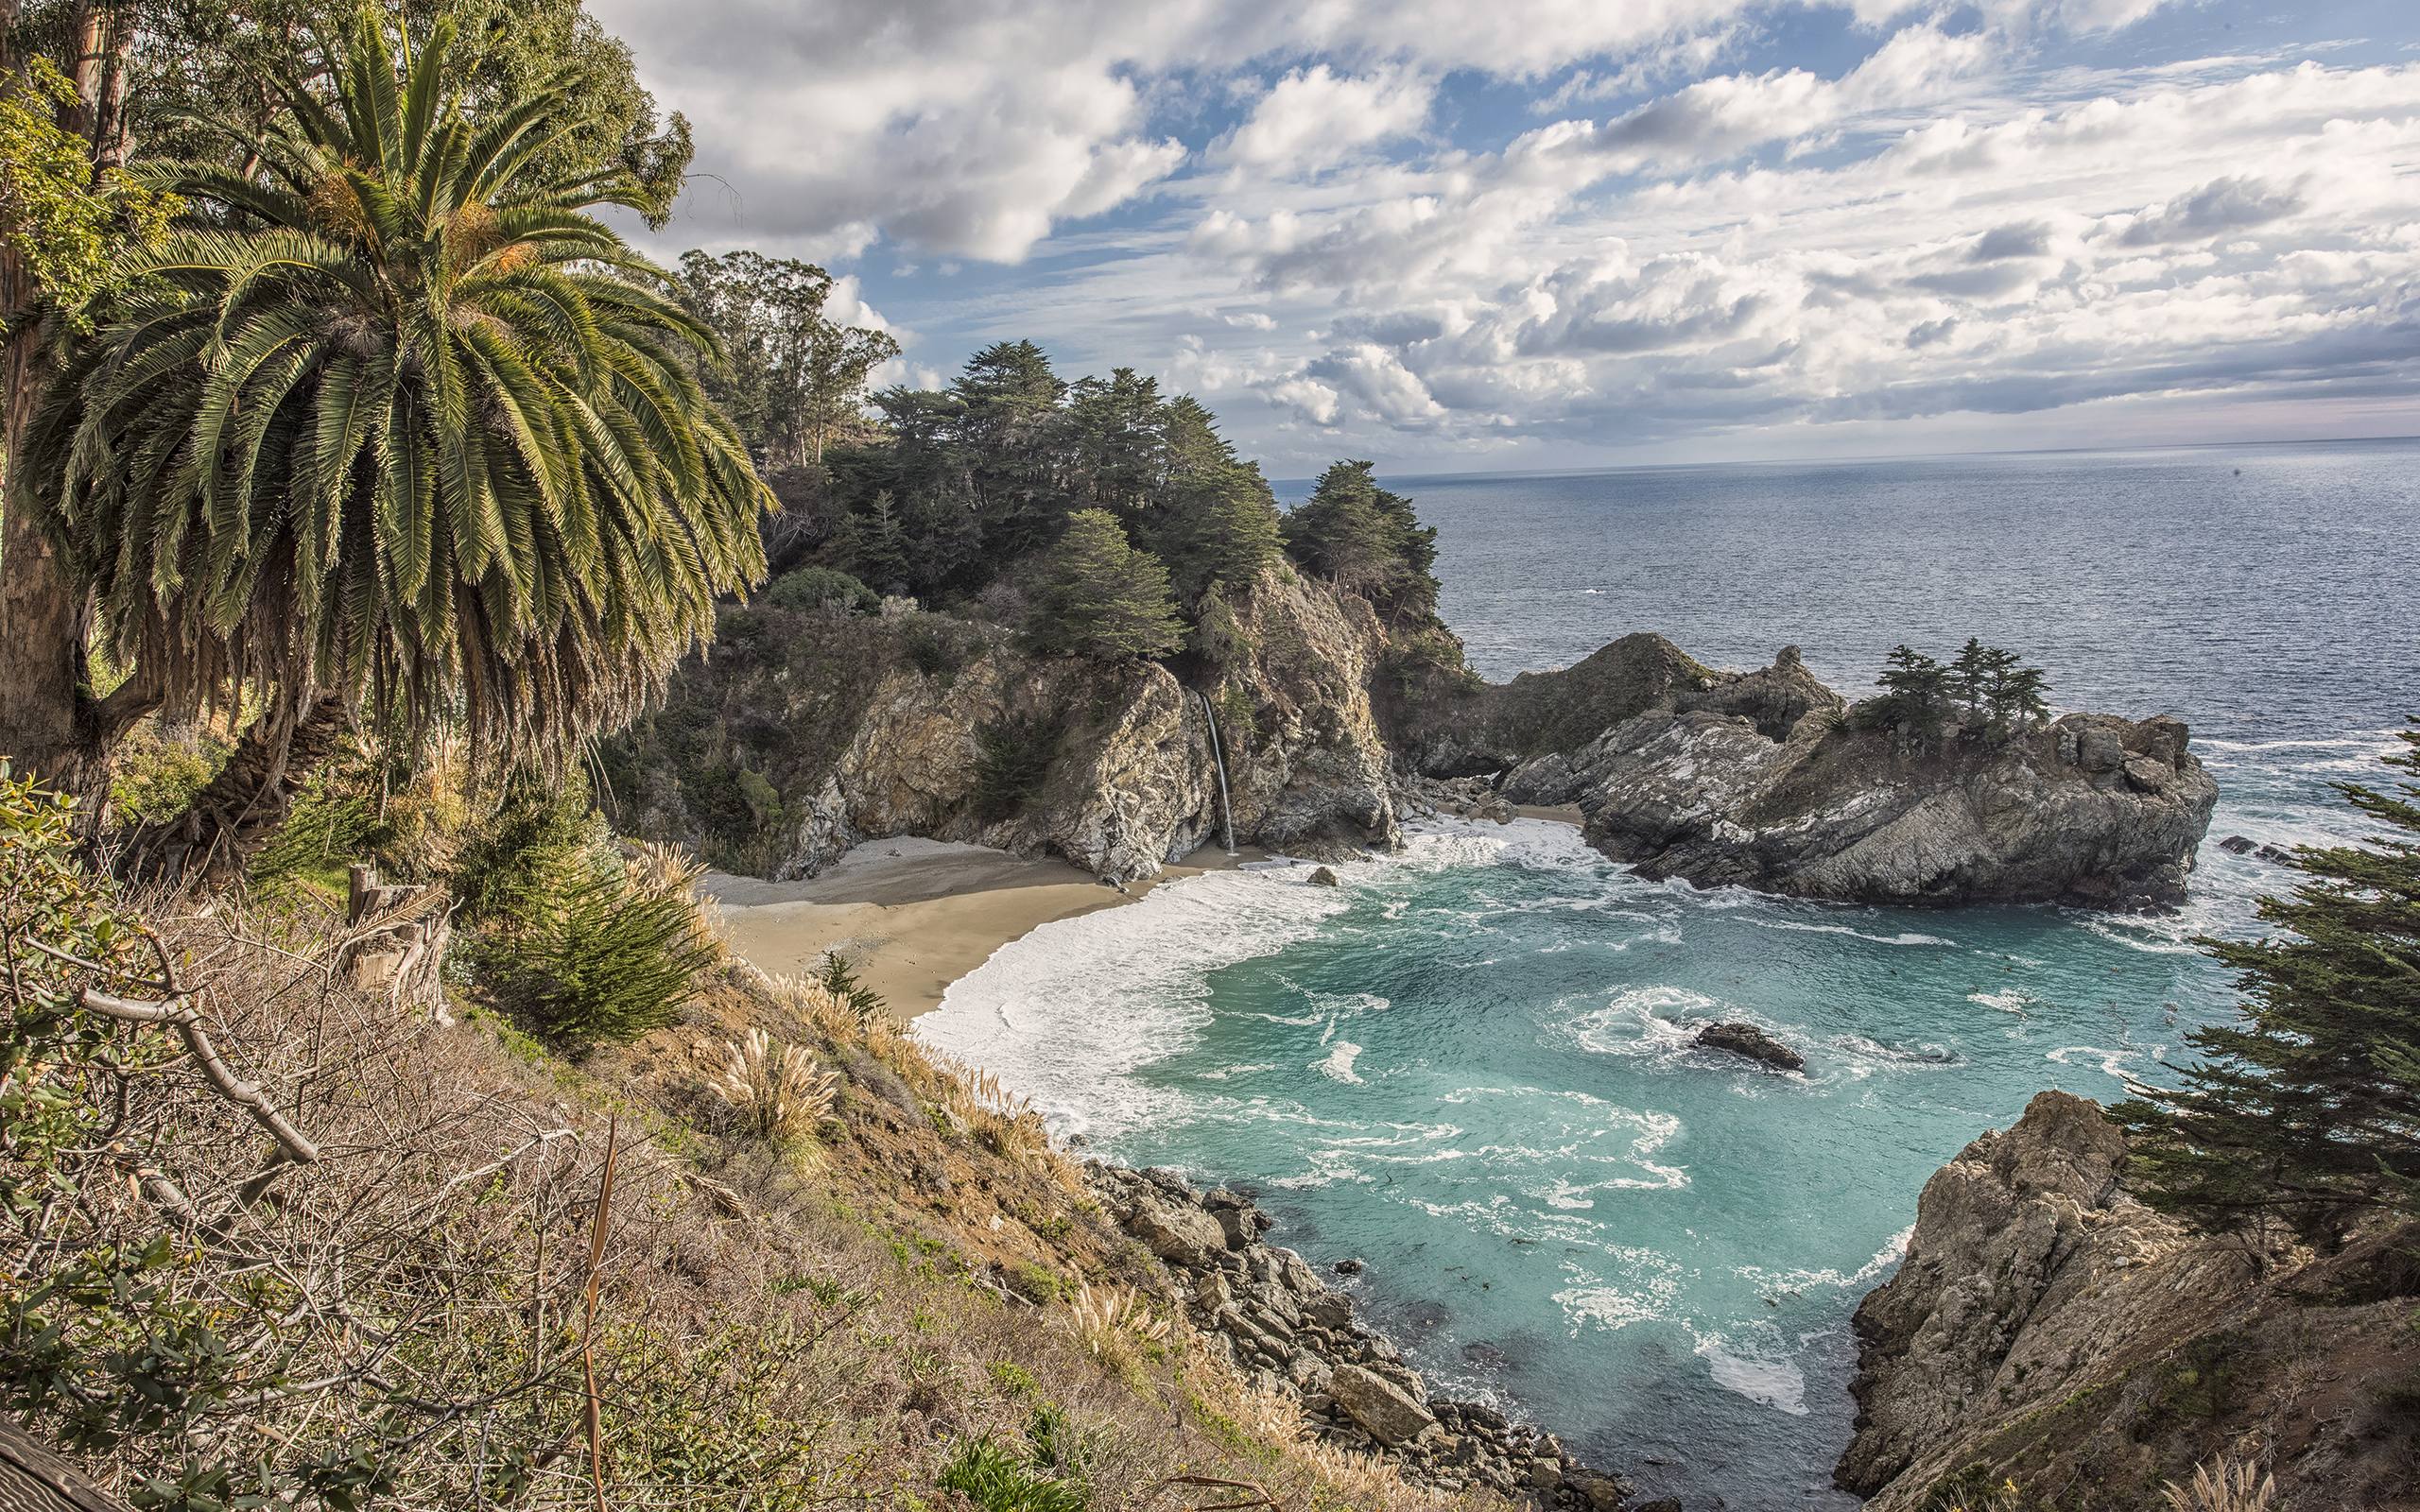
1694;1021;1806;1073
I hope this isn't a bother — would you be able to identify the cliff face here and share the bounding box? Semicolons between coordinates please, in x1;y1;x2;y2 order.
610;566;1398;882
1403;634;2216;909
1840;1092;2420;1512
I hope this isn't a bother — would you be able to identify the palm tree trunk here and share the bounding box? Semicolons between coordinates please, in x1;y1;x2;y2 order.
122;694;352;885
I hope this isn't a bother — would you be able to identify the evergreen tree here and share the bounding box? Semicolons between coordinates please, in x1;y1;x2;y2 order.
1876;644;1948;730
1996;662;2052;726
1023;509;1184;662
1283;461;1411;601
2117;723;2420;1246
1949;638;1993;718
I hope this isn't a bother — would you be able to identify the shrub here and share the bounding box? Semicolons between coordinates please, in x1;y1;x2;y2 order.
106;726;219;828
936;1434;1090;1512
447;779;601;926
466;842;721;1053
248;764;382;897
974;714;1062;823
816;951;887;1024
766;565;878;615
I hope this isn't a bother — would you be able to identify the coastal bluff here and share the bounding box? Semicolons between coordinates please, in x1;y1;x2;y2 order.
617;584;2215;909
1402;634;2218;909
1838;1092;2419;1511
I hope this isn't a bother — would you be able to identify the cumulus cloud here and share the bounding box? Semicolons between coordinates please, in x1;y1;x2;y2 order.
1215;65;1434;174
2116;175;2306;245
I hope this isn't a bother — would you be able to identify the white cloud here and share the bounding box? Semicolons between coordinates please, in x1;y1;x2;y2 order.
1215;65;1434;174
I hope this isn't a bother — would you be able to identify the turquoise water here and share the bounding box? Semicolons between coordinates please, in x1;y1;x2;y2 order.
918;438;2420;1510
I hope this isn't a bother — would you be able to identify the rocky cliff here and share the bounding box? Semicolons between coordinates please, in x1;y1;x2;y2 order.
608;565;1397;882
1406;635;2216;909
1839;1092;2420;1511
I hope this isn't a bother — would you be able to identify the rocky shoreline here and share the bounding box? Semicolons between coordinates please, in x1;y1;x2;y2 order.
1087;1163;1657;1511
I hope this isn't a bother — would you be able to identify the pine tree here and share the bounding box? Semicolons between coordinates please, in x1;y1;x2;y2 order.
1997;662;2051;727
1949;638;1993;719
1877;644;1948;732
1024;510;1184;662
2116;723;2420;1246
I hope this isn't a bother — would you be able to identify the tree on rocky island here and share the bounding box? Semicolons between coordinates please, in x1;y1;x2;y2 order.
2117;722;2420;1247
18;9;769;871
1023;509;1184;662
1877;644;1950;732
1874;641;2049;739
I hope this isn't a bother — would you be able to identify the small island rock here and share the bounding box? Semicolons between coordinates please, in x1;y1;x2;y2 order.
1695;1021;1806;1073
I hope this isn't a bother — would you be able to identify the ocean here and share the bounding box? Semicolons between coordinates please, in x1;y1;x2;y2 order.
914;438;2420;1509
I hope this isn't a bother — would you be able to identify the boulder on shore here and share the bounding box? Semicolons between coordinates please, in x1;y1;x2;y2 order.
1694;1021;1805;1073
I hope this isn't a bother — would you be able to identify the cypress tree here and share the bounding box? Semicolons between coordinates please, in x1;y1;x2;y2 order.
1877;644;1948;731
1024;509;1184;662
2116;723;2420;1246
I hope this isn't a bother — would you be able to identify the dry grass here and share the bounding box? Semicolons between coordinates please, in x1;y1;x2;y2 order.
2161;1456;2277;1512
702;1026;838;1143
6;886;1500;1512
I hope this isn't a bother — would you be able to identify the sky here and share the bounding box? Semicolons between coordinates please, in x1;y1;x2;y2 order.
588;0;2420;475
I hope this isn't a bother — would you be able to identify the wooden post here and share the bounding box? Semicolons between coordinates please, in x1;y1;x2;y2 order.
0;1417;132;1511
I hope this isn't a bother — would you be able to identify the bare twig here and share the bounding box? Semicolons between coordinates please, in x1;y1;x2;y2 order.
581;1116;620;1512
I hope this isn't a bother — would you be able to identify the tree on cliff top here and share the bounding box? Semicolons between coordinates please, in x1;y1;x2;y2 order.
1023;509;1183;662
1281;459;1439;626
2117;721;2420;1246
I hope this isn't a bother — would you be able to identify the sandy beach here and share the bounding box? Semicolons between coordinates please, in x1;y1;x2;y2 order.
703;836;1261;1020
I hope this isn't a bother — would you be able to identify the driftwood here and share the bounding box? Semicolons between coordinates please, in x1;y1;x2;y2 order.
0;1418;131;1512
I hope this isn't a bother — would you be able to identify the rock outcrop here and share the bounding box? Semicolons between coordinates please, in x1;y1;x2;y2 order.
1693;1021;1804;1073
1839;1091;2420;1512
1088;1163;1637;1508
612;567;1399;883
1399;634;2216;909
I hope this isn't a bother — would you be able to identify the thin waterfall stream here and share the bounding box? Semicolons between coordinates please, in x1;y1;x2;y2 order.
1197;691;1238;854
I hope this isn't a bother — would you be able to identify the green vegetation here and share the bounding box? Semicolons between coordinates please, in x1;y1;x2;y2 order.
816;950;889;1024
1023;509;1184;662
1875;640;2050;737
1280;459;1441;627
11;6;768;842
2118;723;2420;1246
937;1428;1092;1512
767;564;881;614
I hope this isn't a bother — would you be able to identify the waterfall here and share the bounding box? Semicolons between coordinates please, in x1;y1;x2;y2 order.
1197;691;1238;855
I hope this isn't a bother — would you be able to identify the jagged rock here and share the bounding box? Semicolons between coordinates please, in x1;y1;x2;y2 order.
620;566;1400;884
1333;1257;1364;1275
2219;833;2257;853
1329;1364;1437;1446
1306;866;1340;886
1396;634;2216;909
1835;1091;2419;1512
1694;1021;1805;1073
1574;693;2213;909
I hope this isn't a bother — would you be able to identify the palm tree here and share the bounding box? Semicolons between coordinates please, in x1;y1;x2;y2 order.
23;9;769;872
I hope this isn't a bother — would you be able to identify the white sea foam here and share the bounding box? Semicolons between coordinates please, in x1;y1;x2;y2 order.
1695;1332;1809;1417
1968;989;2034;1015
1753;919;1953;947
1318;1041;1365;1083
915;862;1352;1138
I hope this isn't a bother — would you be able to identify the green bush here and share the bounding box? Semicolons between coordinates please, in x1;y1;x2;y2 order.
935;1433;1090;1512
106;730;218;828
467;849;719;1052
766;565;878;615
973;715;1062;823
248;765;382;897
448;780;601;926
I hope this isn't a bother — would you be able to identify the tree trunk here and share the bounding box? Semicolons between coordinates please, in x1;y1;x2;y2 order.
0;0;143;805
0;1417;131;1512
121;694;352;885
